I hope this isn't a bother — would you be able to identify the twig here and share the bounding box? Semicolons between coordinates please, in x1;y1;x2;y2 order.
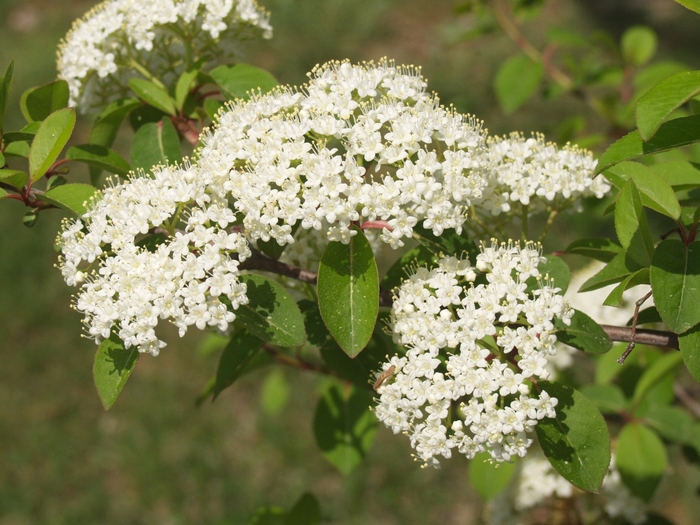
616;291;653;364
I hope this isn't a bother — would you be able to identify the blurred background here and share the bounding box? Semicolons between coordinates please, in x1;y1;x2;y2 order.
2;1;700;523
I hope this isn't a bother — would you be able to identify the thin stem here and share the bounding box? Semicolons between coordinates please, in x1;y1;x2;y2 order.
539;209;559;243
616;290;653;364
128;58;168;90
521;202;529;242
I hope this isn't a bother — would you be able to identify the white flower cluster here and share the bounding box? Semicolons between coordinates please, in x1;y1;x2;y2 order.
374;243;573;467
486;452;647;525
58;165;250;355
57;0;272;111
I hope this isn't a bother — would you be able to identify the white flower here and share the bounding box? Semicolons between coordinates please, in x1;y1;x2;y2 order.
374;242;573;466
57;0;272;111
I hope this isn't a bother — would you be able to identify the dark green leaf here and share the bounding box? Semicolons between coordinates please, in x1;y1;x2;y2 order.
0;169;29;190
128;78;176;115
636;71;700;140
579;251;643;292
22;210;37;227
627;306;662;326
2;121;40;143
313;383;377;475
0;61;14;132
210;64;278;100
606;161;681;219
494;54;544;114
632;352;683;406
553;309;612;354
621;26;657;66
412;221;478;262
535;381;611;492
534;254;570;293
603;268;649;307
597;115;700;173
130;119;181;172
136;233;168;252
579;384;627;415
615;182;654;267
318;228;379;357
236;274;306;347
679;323;700;382
90;97;141;147
298;299;332;348
20;79;69;122
285;493;321;525
469;452;517;500
320;340;374;391
28;107;75;182
642;404;694;444
616;423;667;501
213;328;264;398
175;68;200;111
204;98;224;121
93;333;139;410
650;239;700;333
37;183;98;216
66;144;131;176
381;244;435;290
129;104;167;131
565;238;623;262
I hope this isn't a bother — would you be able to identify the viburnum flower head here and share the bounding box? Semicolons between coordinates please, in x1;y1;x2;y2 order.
57;0;272;111
374;242;573;467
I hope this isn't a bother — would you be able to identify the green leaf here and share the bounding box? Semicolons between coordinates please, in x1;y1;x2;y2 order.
636;71;700;140
260;368;290;416
648;160;700;190
20;79;69;122
632;352;683;407
553;309;612;354
606;161;681;220
679;323;700;382
536;254;570;293
642;404;694;444
130;119;181;172
128;78;176;115
90;97;141;147
236;274;306;347
621;25;657;66
93;333;139;410
318;228;379;357
175;67;200;111
0;169;29;190
3;121;41;143
210;64;278;100
602;268;649;307
494;54;544;114
674;0;700;15
213;328;264;399
650;239;700;333
3;140;29;158
579;251;643;292
28;107;75;182
616;423;667;501
285;493;321;525
579;384;627;415
22;210;37;227
597;115;700;173
535;381;611;492
615;180;654;267
204;98;224;121
313;383;377;475
0;61;14;132
627;306;662;326
37;183;98;216
320;340;374;390
565;238;623;263
66;144;131;176
469;452;516;500
411;221;477;261
381;244;435;290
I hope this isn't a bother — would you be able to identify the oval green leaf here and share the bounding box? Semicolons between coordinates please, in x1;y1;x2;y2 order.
236;274;306;347
621;25;657;66
313;383;377;475
213;327;265;399
641;404;694;444
602;268;649;307
553;309;612;354
90;97;141;147
579;251;644;292
130;118;181;172
66;144;131;176
28;107;75;182
318;228;379;357
632;352;683;407
0;169;29;190
20;79;69;122
615;180;654;267
650;239;700;333
607;161;681;220
636;70;700;140
679;323;700;382
93;333;139;410
469;452;517;500
616;422;667;501
286;492;321;525
535;381;611;493
565;238;624;263
210;64;279;100
128;78;176;115
579;384;627;415
494;54;544;114
37;183;98;216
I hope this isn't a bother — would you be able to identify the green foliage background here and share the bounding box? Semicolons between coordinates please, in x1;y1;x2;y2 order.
2;1;700;523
